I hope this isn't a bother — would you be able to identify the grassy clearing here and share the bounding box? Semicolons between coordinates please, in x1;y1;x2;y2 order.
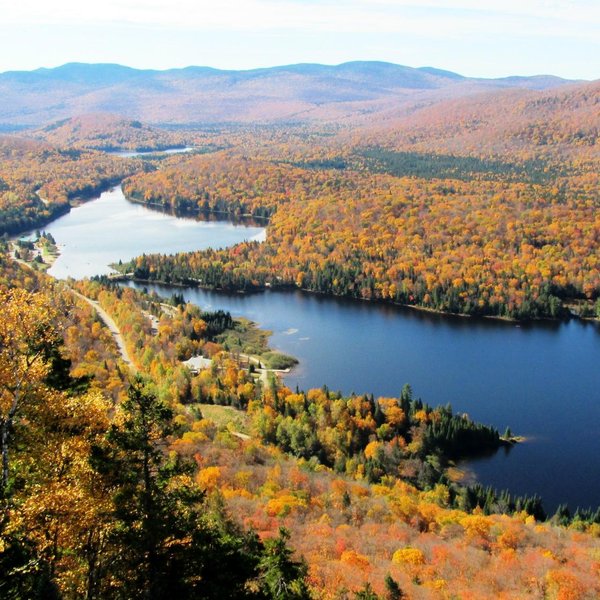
217;317;299;370
217;317;271;356
260;351;298;370
198;403;249;434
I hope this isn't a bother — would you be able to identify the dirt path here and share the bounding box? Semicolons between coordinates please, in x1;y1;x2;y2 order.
238;352;291;385
71;290;137;373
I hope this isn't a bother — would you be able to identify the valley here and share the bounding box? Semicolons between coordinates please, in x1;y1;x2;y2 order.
17;175;600;513
0;59;598;599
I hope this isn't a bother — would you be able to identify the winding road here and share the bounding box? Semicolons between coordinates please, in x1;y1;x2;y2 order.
71;290;137;373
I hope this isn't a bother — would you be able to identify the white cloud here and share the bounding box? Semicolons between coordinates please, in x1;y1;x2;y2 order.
0;0;598;77
4;0;599;38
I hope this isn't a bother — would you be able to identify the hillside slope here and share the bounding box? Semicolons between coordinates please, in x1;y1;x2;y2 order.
30;113;188;151
351;80;600;158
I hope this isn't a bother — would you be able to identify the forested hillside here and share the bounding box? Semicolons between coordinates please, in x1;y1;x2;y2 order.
352;80;600;159
120;146;599;319
30;113;190;152
0;135;144;234
0;61;575;126
1;255;599;599
0;60;599;598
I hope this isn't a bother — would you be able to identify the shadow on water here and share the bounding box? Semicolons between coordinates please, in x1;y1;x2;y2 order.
38;186;265;280
131;201;268;228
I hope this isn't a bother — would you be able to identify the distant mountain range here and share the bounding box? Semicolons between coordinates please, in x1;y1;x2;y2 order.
0;61;583;126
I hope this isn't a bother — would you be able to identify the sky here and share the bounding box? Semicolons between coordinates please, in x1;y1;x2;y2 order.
0;0;598;79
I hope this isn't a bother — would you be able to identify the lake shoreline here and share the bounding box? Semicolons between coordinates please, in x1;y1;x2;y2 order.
9;233;61;272
124;194;272;224
25;184;598;511
114;272;595;326
32;183;595;327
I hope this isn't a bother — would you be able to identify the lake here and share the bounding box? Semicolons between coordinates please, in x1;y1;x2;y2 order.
37;187;600;513
39;186;265;280
128;284;600;513
107;146;196;158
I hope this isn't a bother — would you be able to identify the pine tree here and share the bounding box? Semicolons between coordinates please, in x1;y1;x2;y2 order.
94;377;305;599
354;582;379;599
258;528;311;600
384;574;404;599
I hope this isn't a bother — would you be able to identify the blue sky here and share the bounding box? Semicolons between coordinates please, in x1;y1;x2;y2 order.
1;0;598;79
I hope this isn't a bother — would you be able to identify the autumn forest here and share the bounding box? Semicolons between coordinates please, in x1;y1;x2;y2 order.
0;62;599;599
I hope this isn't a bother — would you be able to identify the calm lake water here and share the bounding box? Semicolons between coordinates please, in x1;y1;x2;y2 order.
40;186;265;279
129;284;600;513
108;146;196;158
38;188;600;513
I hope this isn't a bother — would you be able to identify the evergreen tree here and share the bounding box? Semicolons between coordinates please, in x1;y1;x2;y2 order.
384;574;404;600
258;528;311;600
92;377;269;599
354;582;379;599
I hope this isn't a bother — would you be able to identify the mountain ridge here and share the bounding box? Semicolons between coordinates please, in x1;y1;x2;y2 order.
0;61;585;126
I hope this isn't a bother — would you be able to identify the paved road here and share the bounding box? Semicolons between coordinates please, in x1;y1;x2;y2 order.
11;254;137;373
71;290;137;373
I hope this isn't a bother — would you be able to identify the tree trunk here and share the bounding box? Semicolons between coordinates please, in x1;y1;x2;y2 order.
1;394;20;494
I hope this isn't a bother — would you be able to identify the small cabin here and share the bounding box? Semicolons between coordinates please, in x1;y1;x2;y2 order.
182;355;213;375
